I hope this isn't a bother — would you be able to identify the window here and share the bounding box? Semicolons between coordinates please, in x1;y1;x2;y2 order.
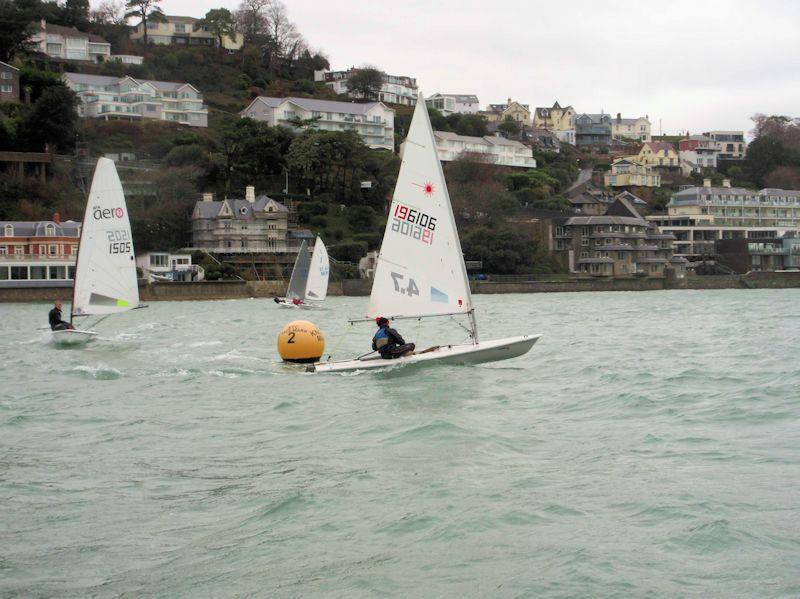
15;246;23;255
0;85;11;93
174;23;186;32
149;254;168;267
48;265;67;279
46;223;55;236
10;266;28;280
0;246;5;255
146;21;158;29
581;238;588;246
0;266;7;280
49;245;58;255
30;266;47;279
4;224;12;236
0;72;11;79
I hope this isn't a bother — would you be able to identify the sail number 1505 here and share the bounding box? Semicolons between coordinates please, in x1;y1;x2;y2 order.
107;229;131;254
391;203;436;245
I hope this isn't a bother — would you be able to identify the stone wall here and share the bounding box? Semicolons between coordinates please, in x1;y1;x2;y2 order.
471;278;665;294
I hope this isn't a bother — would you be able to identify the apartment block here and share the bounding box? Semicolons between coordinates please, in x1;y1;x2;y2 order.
130;15;243;50
29;20;111;63
241;96;395;151
0;217;80;287
702;131;747;160
647;179;800;261
425;93;480;115
401;131;536;168
315;68;417;106
64;73;208;127
679;135;718;172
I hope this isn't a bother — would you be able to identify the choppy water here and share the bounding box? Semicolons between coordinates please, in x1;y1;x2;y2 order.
2;289;800;597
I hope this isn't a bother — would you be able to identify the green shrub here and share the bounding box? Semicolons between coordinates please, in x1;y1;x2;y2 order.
330;241;368;263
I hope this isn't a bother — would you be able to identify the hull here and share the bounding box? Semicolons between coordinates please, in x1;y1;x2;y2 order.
51;329;98;346
275;298;322;310
308;334;540;373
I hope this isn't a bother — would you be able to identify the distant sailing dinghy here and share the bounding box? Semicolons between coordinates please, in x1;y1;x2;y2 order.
51;158;144;346
309;94;540;373
274;237;329;309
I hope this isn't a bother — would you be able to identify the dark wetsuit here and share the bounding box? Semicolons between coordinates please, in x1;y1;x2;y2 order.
372;325;415;359
49;307;71;331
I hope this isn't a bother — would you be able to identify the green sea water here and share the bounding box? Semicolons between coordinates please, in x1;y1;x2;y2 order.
2;289;800;597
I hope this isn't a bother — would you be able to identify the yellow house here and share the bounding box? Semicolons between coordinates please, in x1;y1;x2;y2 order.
634;141;679;167
533;101;576;144
130;15;244;50
604;158;661;187
481;98;530;123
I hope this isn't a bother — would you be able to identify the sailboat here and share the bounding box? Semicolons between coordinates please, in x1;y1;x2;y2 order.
274;237;329;309
308;94;540;373
51;157;144;346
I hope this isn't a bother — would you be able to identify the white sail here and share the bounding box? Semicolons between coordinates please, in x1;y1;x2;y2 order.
72;157;140;317
305;237;329;301
367;94;473;319
286;240;310;299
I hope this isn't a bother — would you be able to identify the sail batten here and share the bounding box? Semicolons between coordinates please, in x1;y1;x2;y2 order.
72;158;139;317
366;93;473;319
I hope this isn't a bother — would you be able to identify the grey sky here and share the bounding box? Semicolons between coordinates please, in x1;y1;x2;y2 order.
116;0;800;135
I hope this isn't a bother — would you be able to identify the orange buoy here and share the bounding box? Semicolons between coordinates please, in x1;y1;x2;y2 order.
277;320;324;363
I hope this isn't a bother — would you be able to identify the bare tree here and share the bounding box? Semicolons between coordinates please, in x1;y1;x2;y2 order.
234;0;269;43
91;0;126;25
263;0;305;63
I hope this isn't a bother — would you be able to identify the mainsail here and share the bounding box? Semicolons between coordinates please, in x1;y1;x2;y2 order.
367;94;473;319
72;157;140;317
305;237;329;301
286;240;311;299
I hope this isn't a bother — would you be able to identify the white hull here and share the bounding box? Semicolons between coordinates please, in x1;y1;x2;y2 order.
275;298;322;310
308;334;540;373
51;329;98;346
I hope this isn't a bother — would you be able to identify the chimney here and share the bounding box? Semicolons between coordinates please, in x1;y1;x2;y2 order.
202;192;213;202
52;212;61;224
722;178;731;188
703;178;712;188
616;112;621;123
507;97;511;105
245;186;255;203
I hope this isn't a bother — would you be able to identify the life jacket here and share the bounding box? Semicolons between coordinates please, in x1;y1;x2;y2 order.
373;327;391;349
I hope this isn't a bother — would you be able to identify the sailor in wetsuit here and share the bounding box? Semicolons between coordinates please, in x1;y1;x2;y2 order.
49;299;74;331
372;316;415;359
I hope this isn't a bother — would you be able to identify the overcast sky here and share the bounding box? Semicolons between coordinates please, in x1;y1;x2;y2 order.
115;0;800;136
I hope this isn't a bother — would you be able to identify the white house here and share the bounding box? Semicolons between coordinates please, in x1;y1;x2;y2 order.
136;252;203;282
426;93;480;115
400;131;536;168
241;96;395;151
314;68;417;106
679;135;719;173
64;73;208;127
29;20;111;63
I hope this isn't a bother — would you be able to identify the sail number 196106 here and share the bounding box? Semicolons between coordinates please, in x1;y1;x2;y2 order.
391;203;436;245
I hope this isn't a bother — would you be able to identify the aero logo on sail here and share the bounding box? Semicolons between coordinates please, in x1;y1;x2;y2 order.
93;206;125;220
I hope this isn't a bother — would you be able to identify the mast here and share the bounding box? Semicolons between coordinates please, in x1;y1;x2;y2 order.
70;220;83;324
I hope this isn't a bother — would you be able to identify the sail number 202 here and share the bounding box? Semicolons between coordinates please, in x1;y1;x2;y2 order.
390;272;420;297
391;203;435;245
107;229;131;254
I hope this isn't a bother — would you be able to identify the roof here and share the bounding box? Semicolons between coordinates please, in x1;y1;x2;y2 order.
164;15;199;23
433;131;529;150
431;93;479;103
248;96;388;116
0;61;19;72
569;194;607;205
615;191;648;206
643;141;675;154
63;72;197;93
192;195;288;219
0;220;81;237
565;215;648;227
34;22;109;44
605;195;645;220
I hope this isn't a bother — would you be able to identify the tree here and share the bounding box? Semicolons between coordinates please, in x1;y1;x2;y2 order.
91;0;126;25
16;86;79;152
262;0;305;71
61;0;90;28
234;0;269;43
461;225;551;274
124;0;166;45
0;0;36;62
344;67;383;101
498;116;520;137
194;8;236;57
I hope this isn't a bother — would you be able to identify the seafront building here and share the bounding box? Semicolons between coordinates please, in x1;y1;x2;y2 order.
315;68;417;106
553;195;685;278
715;235;800;273
480;99;530;124
189;187;314;278
29;20;111;63
425;93;480;115
647;179;800;261
130;15;244;50
64;73;209;127
241;96;395;151
136;252;203;282
400;131;536;168
0;217;79;286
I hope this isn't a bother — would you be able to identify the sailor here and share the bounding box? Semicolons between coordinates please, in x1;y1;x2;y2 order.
292;297;304;306
49;299;74;331
372;316;415;359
